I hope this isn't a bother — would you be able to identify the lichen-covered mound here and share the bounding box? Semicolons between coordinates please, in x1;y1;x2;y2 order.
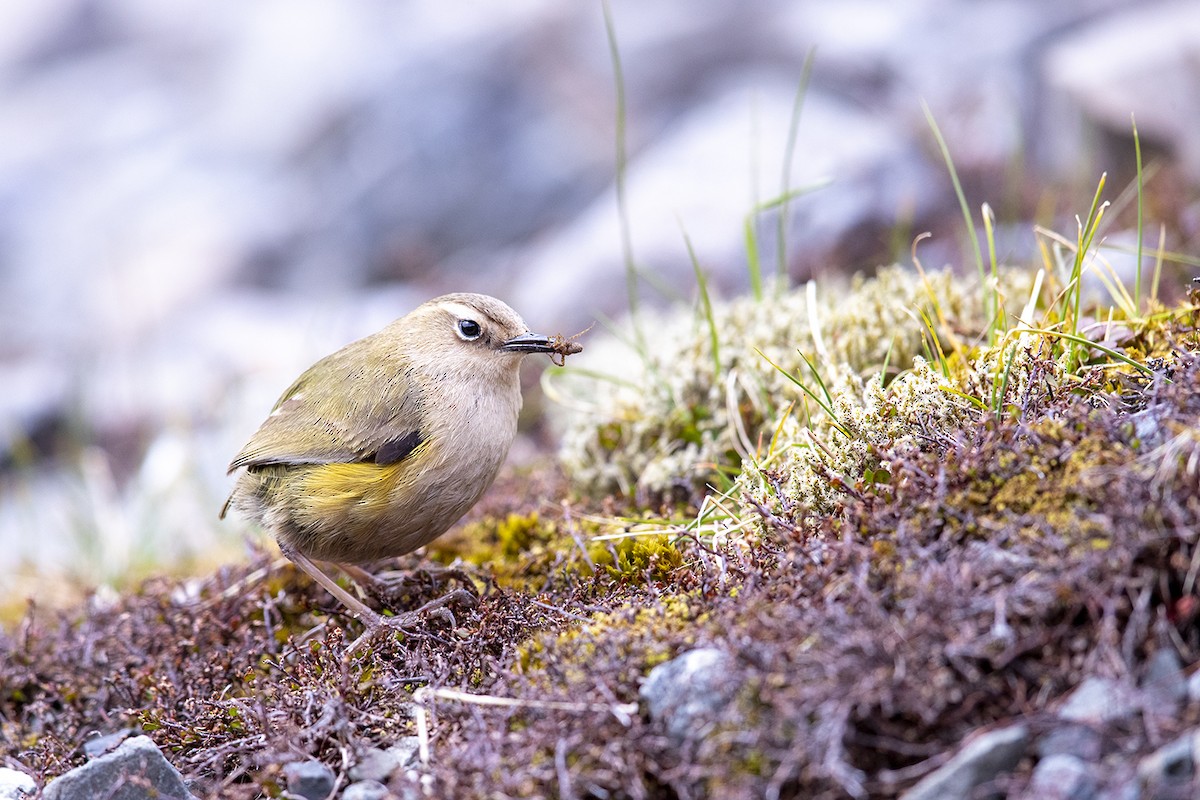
431;345;1200;799
554;266;982;501
4;270;1198;799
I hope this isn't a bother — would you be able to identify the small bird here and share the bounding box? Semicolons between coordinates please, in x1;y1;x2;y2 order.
221;293;572;642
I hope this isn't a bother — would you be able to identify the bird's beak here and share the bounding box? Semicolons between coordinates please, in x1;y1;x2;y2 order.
500;331;555;354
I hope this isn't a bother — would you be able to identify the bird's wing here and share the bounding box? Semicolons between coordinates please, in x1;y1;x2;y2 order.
227;343;427;472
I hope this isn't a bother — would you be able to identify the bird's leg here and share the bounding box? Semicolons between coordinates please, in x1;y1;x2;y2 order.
339;562;476;604
285;552;477;655
287;551;387;629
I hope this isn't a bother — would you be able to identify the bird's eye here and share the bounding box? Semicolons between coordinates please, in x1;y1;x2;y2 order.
456;318;483;341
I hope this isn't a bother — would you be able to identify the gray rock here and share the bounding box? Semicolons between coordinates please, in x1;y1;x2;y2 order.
639;647;737;743
349;748;395;784
1037;723;1104;763
345;738;420;782
1097;777;1141;800
388;737;421;771
342;780;390;800
1128;404;1173;452
283;760;335;800
1137;730;1199;795
900;724;1029;800
81;728;139;759
1042;0;1200;181
1141;649;1186;715
0;767;36;800
1026;754;1097;800
348;738;419;783
1187;670;1200;706
1060;677;1139;725
1039;675;1143;764
41;735;191;800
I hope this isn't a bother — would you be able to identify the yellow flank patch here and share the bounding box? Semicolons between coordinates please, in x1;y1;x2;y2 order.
293;443;432;521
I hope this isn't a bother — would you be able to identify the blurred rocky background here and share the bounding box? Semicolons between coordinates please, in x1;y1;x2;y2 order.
1;0;1198;603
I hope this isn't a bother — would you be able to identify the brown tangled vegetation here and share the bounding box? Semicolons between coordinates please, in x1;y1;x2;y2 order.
2;307;1199;797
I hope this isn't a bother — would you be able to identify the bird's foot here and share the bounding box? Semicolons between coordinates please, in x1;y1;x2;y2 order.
284;553;479;656
345;588;479;656
341;562;477;605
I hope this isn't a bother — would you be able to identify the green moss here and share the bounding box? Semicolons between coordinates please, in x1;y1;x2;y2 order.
588;534;685;582
424;512;561;590
494;512;553;559
427;511;694;594
517;594;698;680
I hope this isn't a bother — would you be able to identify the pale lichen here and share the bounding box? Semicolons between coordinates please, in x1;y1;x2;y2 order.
553;265;983;501
966;330;1066;411
738;356;975;519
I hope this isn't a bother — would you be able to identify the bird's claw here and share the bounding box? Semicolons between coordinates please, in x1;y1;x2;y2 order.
345;587;478;656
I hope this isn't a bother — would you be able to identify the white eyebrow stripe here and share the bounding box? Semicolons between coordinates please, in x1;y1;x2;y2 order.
439;301;483;321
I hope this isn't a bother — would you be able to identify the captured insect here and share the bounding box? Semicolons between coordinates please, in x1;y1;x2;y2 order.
548;323;594;366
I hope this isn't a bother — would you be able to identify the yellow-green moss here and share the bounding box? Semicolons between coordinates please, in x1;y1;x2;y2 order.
424;512;563;590
588;534;685;583
517;594;699;681
426;513;690;592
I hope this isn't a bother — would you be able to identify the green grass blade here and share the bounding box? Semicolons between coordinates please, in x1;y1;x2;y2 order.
880;335;896;389
1069;173;1109;337
1026;327;1153;375
681;224;722;377
1152;223;1165;302
797;350;834;409
991;342;1017;414
922;100;984;286
775;49;816;293
1133;114;1144;311
940;384;987;411
756;181;833;212
982;201;999;345
908;306;950;379
754;348;850;438
601;1;641;345
744;183;831;304
744;216;763;302
940;383;988;412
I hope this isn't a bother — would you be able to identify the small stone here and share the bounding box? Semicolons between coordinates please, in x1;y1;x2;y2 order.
1187;670;1200;705
639;647;737;743
0;767;36;799
900;725;1030;800
1141;649;1186;714
283;760;335;800
342;780;390;800
349;749;395;783
1059;677;1138;724
349;737;420;783
1026;754;1097;800
1137;730;1199;793
1037;724;1104;762
1099;778;1140;800
81;728;139;758
42;735;191;800
388;737;420;770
